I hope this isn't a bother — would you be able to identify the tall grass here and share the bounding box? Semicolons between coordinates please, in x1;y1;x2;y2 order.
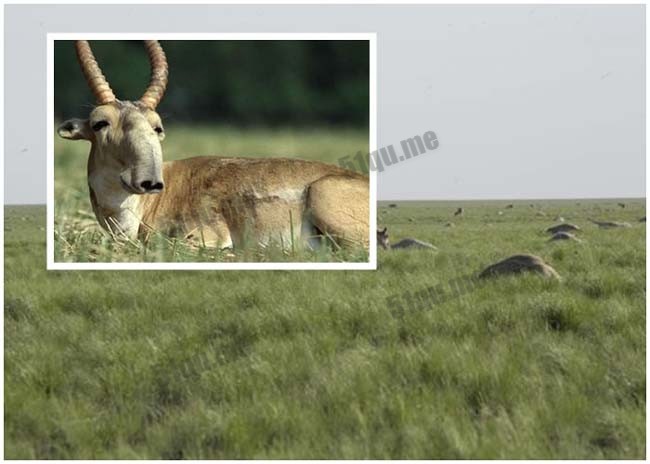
4;198;645;458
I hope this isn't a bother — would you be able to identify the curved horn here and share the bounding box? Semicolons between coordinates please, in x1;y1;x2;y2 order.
139;40;168;109
75;40;116;105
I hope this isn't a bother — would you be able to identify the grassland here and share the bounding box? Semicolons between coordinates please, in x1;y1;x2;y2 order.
53;124;370;263
4;195;645;459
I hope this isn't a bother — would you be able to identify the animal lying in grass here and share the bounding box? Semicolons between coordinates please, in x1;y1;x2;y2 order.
377;227;437;250
479;254;560;280
548;231;581;242
57;40;369;251
589;219;632;229
546;223;581;234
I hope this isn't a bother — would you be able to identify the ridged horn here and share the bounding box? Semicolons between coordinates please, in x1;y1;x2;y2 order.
139;40;168;109
75;40;116;105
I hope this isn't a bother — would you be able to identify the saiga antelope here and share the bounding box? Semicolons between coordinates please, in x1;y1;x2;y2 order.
57;41;369;251
376;227;437;250
588;219;632;229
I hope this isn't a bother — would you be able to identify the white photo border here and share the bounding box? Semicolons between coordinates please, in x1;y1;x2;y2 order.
46;32;377;271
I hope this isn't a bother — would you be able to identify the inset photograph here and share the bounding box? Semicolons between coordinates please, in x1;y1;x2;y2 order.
51;35;375;269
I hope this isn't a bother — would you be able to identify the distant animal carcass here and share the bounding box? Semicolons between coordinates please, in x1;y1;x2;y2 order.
479;254;560;280
454;207;464;216
505;204;514;209
548;232;581;242
618;202;626;208
589;219;632;229
546;223;580;234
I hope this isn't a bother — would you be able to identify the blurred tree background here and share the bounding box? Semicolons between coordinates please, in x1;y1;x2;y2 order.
54;40;369;128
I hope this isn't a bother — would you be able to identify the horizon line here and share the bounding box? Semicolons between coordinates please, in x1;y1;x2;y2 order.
5;196;647;208
378;196;646;202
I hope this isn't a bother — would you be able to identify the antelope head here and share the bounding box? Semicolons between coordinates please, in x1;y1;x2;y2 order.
58;40;169;194
377;227;389;249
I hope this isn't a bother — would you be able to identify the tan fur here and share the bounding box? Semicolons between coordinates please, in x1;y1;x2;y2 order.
133;157;369;249
307;175;369;247
478;254;560;280
84;155;369;249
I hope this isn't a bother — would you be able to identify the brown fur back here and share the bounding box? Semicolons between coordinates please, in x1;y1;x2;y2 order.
138;156;368;248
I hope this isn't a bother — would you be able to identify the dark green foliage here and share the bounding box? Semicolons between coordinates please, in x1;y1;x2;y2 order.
54;40;370;127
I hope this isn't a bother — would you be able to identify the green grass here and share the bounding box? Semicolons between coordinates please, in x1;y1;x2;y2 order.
4;197;645;458
53;124;369;263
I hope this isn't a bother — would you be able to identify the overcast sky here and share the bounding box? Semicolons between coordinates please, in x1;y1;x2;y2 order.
4;5;645;203
377;5;645;200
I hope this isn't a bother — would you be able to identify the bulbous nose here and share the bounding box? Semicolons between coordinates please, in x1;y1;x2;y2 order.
140;180;164;192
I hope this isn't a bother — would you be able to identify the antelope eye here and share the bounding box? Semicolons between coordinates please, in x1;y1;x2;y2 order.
91;120;110;131
154;126;164;134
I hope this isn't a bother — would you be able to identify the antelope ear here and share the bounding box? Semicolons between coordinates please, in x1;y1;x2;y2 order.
382;227;387;233
58;119;92;140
